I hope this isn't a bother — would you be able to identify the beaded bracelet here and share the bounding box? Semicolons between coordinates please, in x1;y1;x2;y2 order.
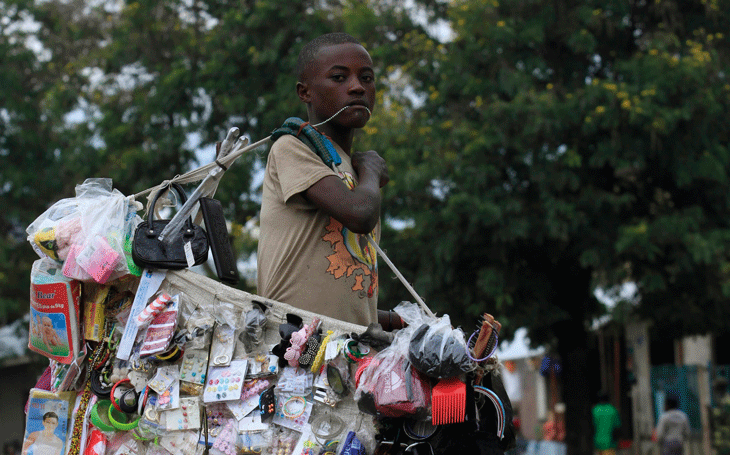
282;396;307;420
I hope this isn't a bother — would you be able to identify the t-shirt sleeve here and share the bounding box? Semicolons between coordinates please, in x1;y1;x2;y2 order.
269;135;338;203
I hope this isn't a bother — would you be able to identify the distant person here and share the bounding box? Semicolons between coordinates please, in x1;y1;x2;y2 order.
21;412;63;455
711;377;730;455
543;403;566;441
655;395;690;455
592;392;621;455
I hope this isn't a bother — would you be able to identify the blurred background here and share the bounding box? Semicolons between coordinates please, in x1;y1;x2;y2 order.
2;0;730;454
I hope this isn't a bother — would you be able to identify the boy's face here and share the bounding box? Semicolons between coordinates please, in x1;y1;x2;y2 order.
298;43;375;129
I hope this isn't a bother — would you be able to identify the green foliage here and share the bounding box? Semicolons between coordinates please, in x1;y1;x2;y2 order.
367;0;730;346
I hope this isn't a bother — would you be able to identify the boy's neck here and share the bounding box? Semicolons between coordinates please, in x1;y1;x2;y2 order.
314;122;355;156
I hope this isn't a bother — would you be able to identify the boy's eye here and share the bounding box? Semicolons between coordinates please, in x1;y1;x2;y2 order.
361;74;374;83
331;74;346;82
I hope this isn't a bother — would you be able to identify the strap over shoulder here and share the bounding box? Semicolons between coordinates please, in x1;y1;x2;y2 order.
271;117;342;169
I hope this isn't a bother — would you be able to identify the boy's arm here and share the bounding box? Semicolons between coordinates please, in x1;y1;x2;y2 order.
305;149;388;234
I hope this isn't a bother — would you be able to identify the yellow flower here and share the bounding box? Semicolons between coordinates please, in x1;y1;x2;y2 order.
497;20;506;27
546;83;554;90
649;49;659;55
621;99;631;109
595;106;606;114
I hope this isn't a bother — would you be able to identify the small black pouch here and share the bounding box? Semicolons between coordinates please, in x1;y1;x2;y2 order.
199;197;239;284
132;183;209;270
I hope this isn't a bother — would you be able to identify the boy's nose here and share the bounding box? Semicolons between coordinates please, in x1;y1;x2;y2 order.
348;76;365;93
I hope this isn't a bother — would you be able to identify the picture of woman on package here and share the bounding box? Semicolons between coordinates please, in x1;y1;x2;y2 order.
29;311;68;356
21;412;64;455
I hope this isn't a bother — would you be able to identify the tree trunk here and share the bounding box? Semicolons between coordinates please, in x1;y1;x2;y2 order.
557;318;594;455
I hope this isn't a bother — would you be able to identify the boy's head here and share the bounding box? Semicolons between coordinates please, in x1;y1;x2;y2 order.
296;32;375;131
665;395;679;410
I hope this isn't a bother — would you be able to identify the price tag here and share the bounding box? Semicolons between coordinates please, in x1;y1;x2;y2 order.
184;241;195;268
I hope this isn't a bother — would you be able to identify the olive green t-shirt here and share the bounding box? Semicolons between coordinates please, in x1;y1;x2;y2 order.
257;135;379;326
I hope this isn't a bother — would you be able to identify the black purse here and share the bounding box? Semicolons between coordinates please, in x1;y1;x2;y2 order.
132;183;209;270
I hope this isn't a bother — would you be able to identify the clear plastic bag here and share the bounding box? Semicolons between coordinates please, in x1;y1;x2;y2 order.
354;328;431;419
26;178;142;283
407;314;475;379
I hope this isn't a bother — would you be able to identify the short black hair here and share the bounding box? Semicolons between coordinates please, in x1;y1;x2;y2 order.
666;395;679;410
296;32;362;82
42;412;58;422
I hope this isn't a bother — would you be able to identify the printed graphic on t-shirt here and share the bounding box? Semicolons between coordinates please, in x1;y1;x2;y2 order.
321;170;378;298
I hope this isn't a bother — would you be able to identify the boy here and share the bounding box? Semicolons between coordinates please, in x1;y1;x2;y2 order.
257;33;388;326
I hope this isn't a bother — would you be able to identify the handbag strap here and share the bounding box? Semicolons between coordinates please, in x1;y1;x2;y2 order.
144;183;196;235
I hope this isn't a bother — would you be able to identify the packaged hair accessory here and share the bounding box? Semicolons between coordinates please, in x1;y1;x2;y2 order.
139;295;179;357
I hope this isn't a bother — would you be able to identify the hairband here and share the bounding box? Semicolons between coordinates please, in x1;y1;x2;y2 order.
311;330;333;374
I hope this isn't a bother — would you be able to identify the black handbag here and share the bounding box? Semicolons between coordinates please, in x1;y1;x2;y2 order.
132;183;209;270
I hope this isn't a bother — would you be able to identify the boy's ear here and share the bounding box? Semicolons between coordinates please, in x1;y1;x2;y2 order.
296;81;311;103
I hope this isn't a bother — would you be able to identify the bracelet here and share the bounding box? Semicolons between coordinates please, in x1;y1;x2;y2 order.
90;370;112;399
110;378;134;413
154;345;182;361
119;388;139;414
343;339;369;363
282;396;306;420
107;404;140;431
89;400;116;432
467;330;498;362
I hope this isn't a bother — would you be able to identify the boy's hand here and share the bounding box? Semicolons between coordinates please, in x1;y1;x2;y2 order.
351;150;389;188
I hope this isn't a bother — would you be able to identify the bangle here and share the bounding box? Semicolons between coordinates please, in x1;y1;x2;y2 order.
467;329;498;362
89;400;116;432
282;396;306;420
154;345;182;361
90;370;112;399
110;379;134;413
343;339;369;363
119;388;139;414
107;404;140;431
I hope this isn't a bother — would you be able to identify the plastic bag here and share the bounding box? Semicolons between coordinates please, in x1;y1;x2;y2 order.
408;314;475;379
26;178;143;283
354;328;431;419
